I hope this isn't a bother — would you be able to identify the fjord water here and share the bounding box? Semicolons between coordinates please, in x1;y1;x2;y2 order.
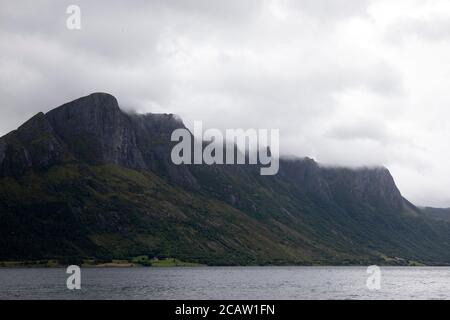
1;266;449;300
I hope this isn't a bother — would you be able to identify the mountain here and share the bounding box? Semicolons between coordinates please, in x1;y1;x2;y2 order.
1;92;450;265
422;207;450;223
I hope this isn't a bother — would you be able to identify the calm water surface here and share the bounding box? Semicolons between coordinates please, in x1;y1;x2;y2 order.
0;266;449;300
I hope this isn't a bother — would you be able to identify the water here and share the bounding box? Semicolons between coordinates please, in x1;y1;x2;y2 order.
0;266;449;300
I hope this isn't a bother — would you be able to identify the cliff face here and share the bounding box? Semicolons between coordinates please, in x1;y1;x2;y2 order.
275;158;406;213
322;166;405;212
0;112;64;175
45;93;146;169
0;93;449;265
0;93;197;186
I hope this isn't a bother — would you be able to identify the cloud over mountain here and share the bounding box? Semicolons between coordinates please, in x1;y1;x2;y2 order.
2;0;450;206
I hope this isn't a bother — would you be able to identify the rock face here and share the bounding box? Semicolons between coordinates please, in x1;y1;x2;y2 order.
0;112;64;175
45;93;146;169
275;158;406;212
322;166;405;212
128;112;199;188
1;92;449;265
0;93;197;184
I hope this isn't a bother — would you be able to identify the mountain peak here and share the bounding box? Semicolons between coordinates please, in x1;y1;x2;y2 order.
85;92;119;108
47;92;120;117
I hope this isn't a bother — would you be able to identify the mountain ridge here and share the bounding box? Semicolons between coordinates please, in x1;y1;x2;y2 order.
1;93;449;265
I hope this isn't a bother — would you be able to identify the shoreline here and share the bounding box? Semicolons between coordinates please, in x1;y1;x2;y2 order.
1;259;446;268
0;258;205;268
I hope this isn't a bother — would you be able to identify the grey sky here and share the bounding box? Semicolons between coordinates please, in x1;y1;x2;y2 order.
1;0;450;206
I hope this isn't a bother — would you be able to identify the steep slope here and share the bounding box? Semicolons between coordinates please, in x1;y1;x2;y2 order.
1;93;450;265
422;207;450;223
0;112;65;176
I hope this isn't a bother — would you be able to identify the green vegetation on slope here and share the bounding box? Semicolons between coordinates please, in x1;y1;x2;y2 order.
1;160;450;265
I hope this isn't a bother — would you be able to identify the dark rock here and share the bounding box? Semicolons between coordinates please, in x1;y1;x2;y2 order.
45;92;147;170
0;112;65;175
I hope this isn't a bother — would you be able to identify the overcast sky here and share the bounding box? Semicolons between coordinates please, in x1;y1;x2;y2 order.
2;0;450;207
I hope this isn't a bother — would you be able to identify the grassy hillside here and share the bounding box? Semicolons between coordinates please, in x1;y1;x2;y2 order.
1;160;449;265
